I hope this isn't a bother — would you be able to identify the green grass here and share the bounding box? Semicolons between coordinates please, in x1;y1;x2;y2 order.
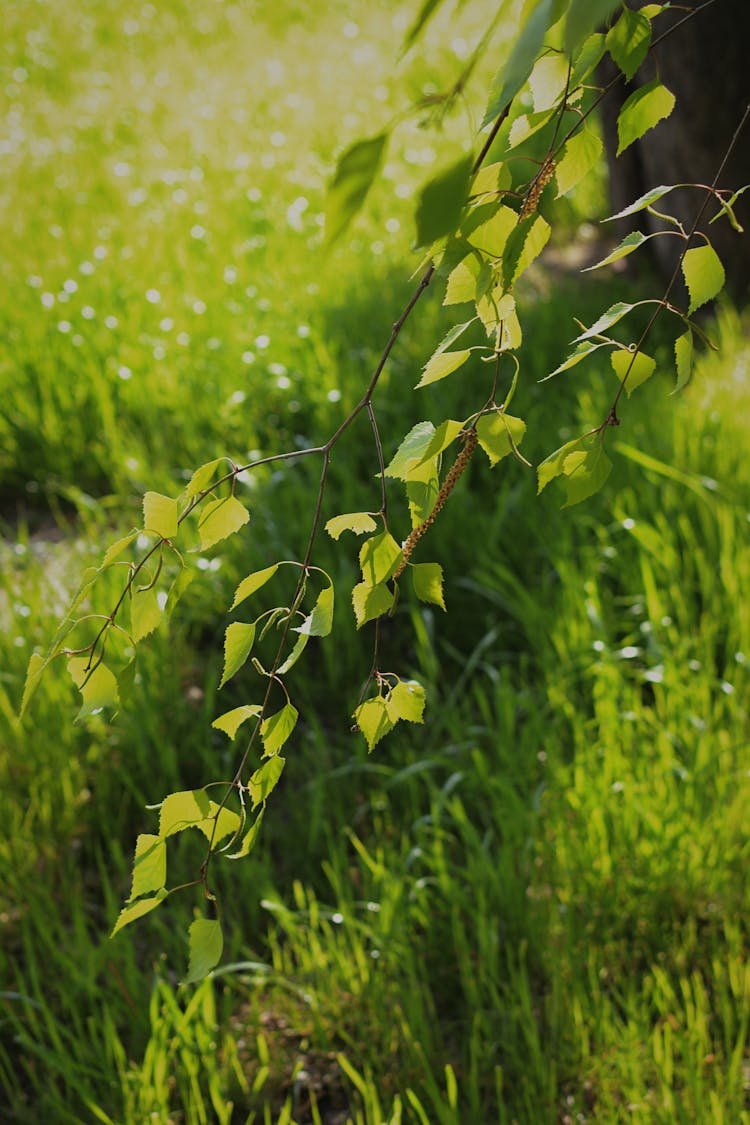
2;1;750;1122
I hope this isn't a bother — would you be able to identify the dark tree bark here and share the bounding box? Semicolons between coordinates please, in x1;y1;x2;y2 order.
599;0;750;296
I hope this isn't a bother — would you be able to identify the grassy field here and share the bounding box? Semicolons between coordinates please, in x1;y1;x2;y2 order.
2;1;749;1122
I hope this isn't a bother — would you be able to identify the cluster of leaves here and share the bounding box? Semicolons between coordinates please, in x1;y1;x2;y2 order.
20;0;746;979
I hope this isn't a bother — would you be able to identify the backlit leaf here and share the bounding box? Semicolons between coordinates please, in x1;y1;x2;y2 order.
542;339;608;380
220;622;256;688
554;129;602;198
198;495;249;550
564;0;620;57
20;652;45;718
101;530;139;569
508;107;557;149
67;657;119;721
182;458;225;501
465;204;517;258
403;0;445;50
483;0;556;126
212;704;263;739
129;834;167;901
111;889;168;938
673;329;694;393
352;581;395;628
130;586;163;643
616;79;675;156
603;184;674;222
249;756;286;808
563;446;612;506
443;255;483;306
411;562;445;610
584;231;648;271
415;154;474;247
159;789;211;837
502;213;550;289
416;349;471;389
529;52;569;112
384;422;436;480
569;33;606;87
476;412;527;465
611;349;656;396
353;696;393;752
143;492;178;539
184;918;223;983
227;809;264;860
682;243;725;314
415;420;464;464
406;460;439;528
537;436;587;493
386;680;426;725
276;633;309;675
232;564;279;610
164;566;193;623
294;583;334;637
260;703;298;757
325;133;388;247
471;161;512;199
359;532;402;586
325;512;377;540
575;302;635;341
606;6;651;80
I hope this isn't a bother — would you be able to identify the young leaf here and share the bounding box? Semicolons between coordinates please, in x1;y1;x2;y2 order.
232;564;279;610
384;421;436;480
415;349;471;389
406;460;439;529
249;756;286;808
184;918;223;983
537;436;588;494
212;704;263;739
67;657;119;721
111;889;168;938
325;133;388;248
276;632;309;675
20;652;46;719
606;6;651;81
143;492;178;539
569;33;606;87
294;583;334;637
542;339;608;380
359;532;403;586
502;214;550;289
583;231;648;271
159;789;211;837
528;52;569;112
563;446;612;506
465;204;517;258
260;703;298;756
602;184;674;222
415;154;474;247
130;586;163;643
411;562;445;611
508;107;557;150
129;834;167;901
471;161;512;199
554;129;602;198
182;458;225;501
325;512;377;540
227;808;264;860
575;302;635;341
353;696;393;752
564;0;620;58
476;412;527;466
443;255;483;306
673;329;694;393
682;243;725;314
100;530;139;569
611;349;656;396
198;495;250;550
386;680;426;725
164;565;193;623
415;420;465;464
220;622;256;688
483;0;556;126
352;581;395;628
616;79;675;156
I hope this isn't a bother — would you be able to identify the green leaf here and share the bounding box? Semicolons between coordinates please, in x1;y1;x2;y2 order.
415;419;465;464
406;461;439;529
403;0;445;50
325;133;388;247
231;564;279;610
554;129;603;198
682;243;725;314
416;349;471;390
476;412;527;465
220;622;256;688
19;652;45;718
471;161;512;199
101;530;139;569
411;562;445;610
325;512;377;540
129;834;167;901
465;204;517;258
159;789;211;837
443;253;489;306
537;436;587;493
164;565;193;624
584;231;648;271
249;756;286;808
260;704;298;757
294;583;334;638
67;657;119;721
386;680;426;724
529;52;569;112
198;495;250;550
575;302;635;341
182;458;225;501
563;446;613;507
226;809;264;860
611;349;656;396
415;154;474;247
542;339;608;380
616;79;675;156
603;184;674;223
673;329;694;393
606;6;651;80
564;0;620;57
276;633;309;675
502;214;550;289
111;889;168;938
352;581;395;628
353;696;393;752
359;532;402;586
184;918;223;983
569;33;606;87
212;704;263;739
483;0;556;127
130;586;163;643
143;492;178;539
508;107;557;150
384;422;436;480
